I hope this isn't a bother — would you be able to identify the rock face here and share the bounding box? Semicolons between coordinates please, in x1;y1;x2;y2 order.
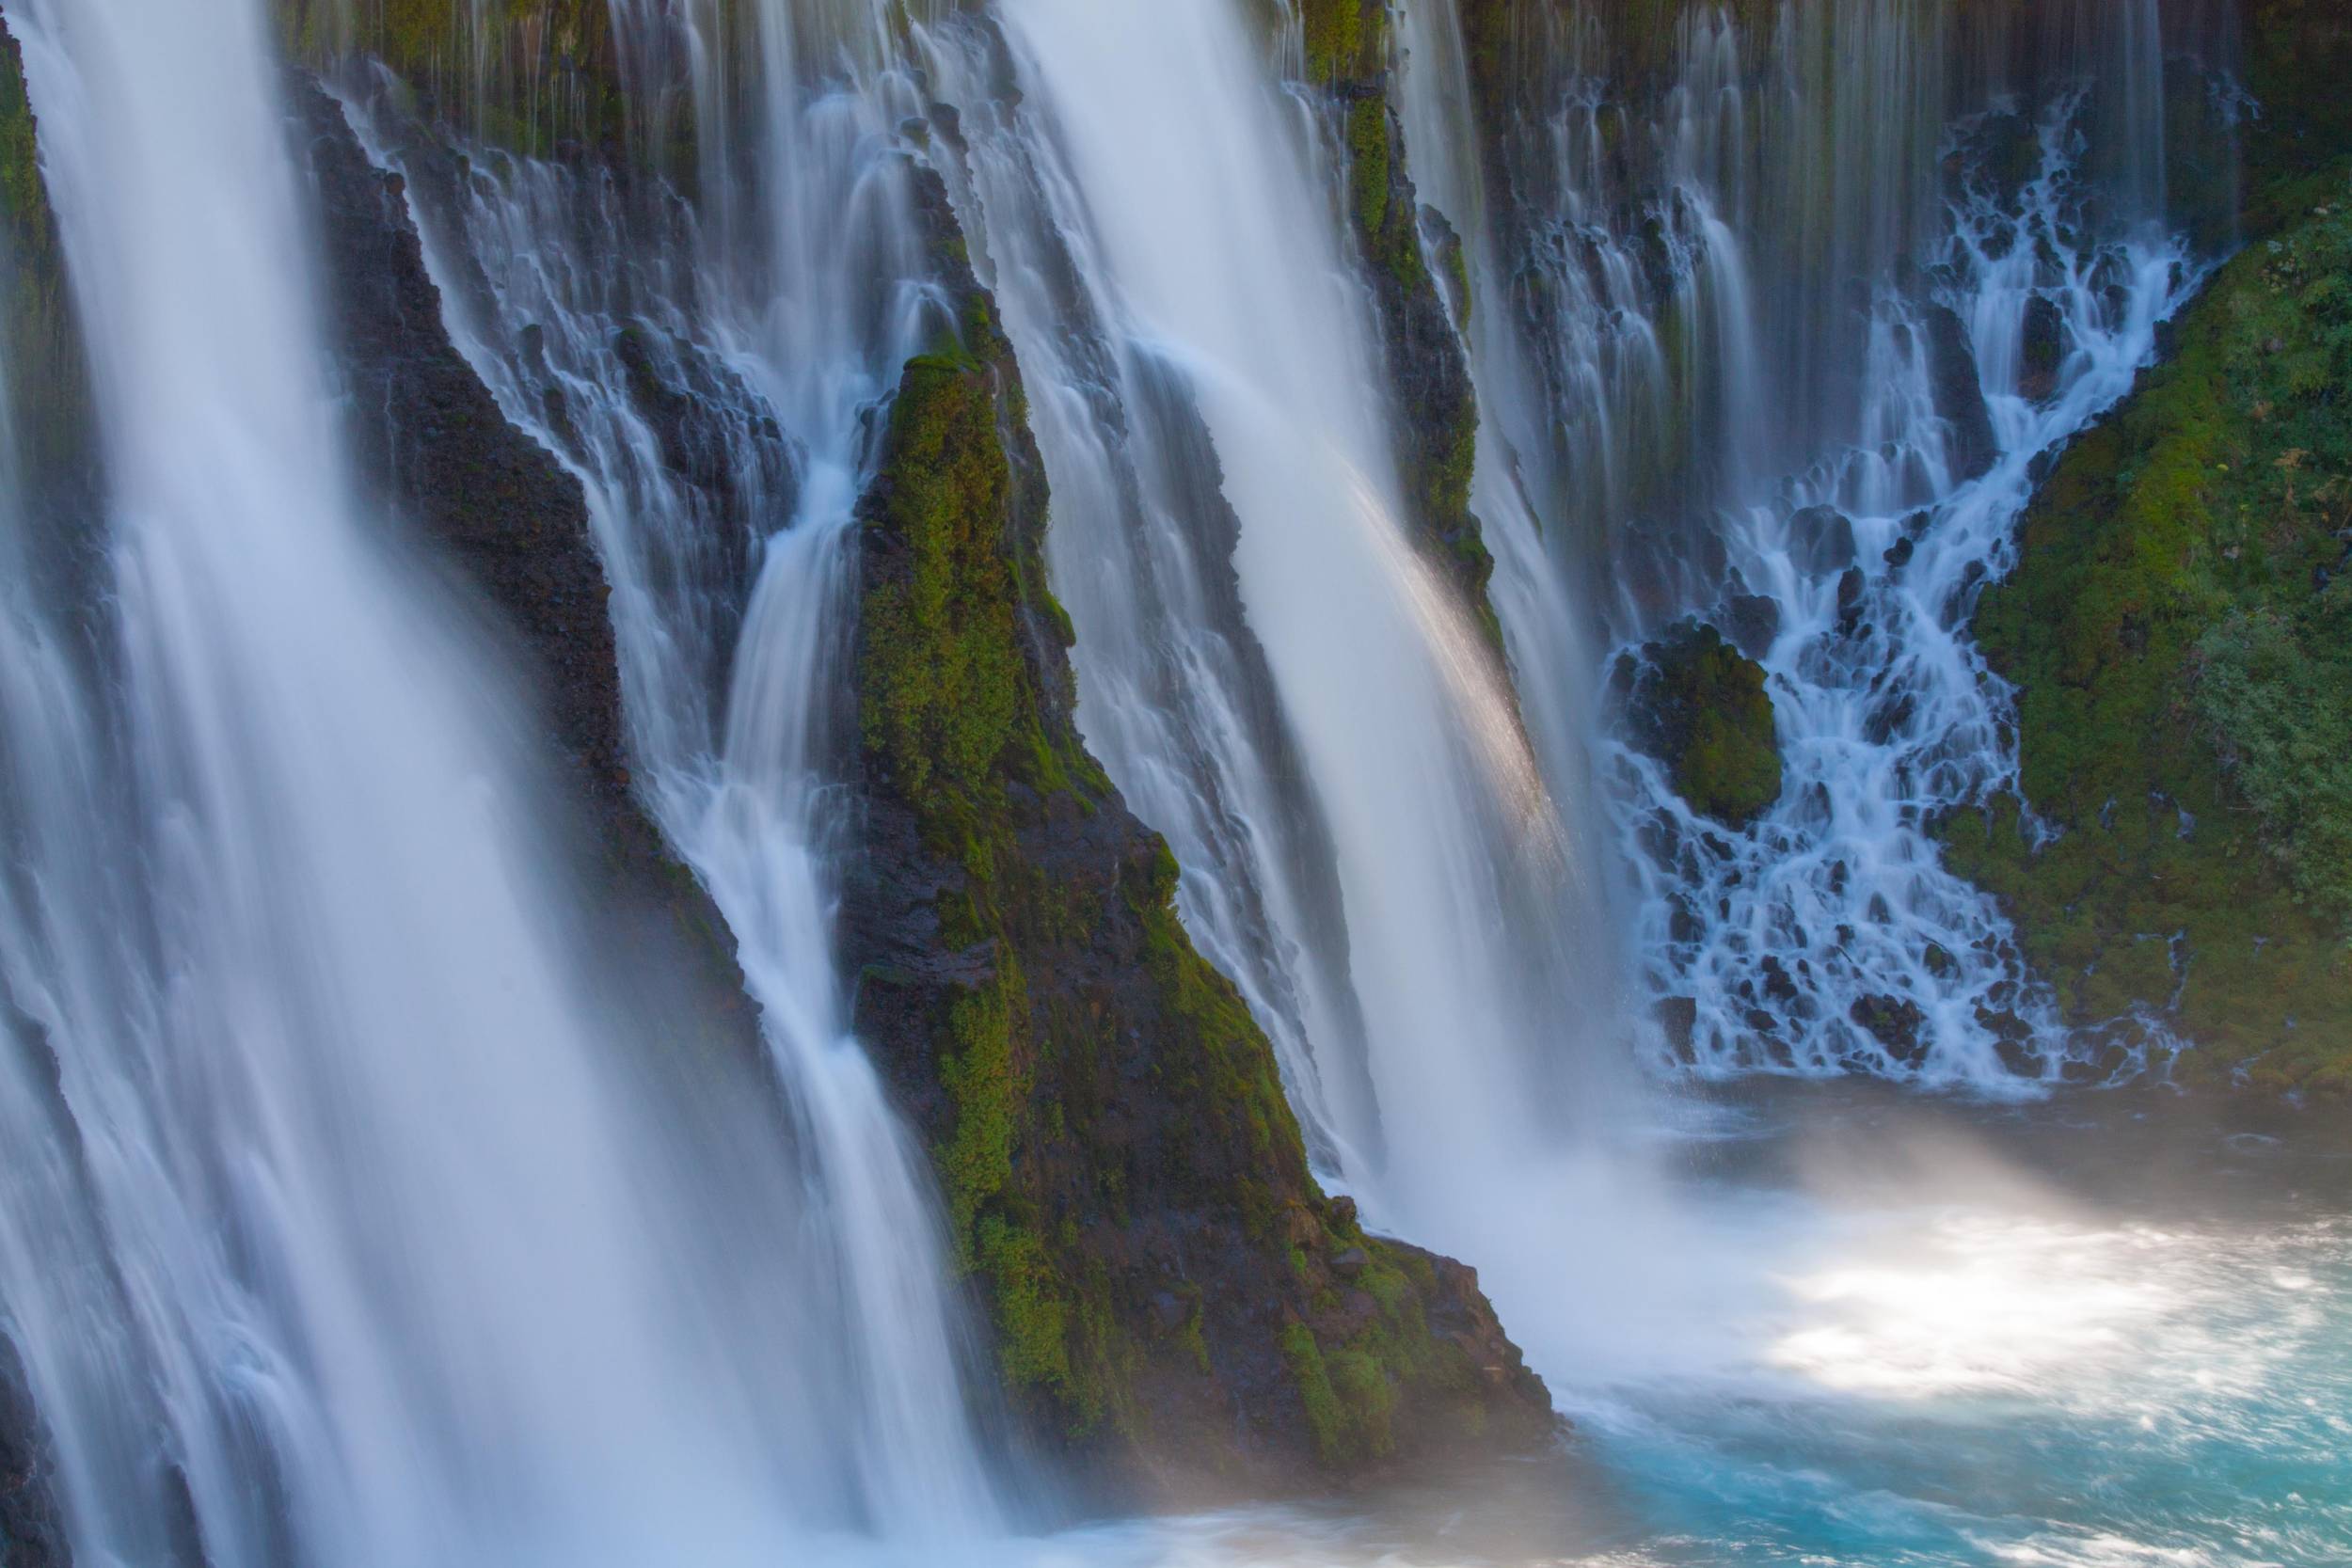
841;172;1555;1498
0;1334;67;1568
292;77;759;1053
0;29;85;1565
0;17;96;564
1613;621;1784;827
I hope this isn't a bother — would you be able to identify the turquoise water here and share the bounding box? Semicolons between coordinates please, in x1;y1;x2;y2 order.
1028;1088;2352;1567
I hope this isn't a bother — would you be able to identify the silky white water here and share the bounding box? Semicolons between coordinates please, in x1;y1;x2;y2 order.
0;0;983;1559
340;3;1005;1535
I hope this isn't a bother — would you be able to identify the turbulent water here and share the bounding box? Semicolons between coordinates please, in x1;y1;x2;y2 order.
0;0;2341;1563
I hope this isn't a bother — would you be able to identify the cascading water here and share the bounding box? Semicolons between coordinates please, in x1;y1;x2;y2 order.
904;0;1654;1390
337;3;1008;1536
1396;0;2226;1085
0;0;985;1558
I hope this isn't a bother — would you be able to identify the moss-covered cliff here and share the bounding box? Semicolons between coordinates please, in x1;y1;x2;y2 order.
842;174;1554;1495
1948;1;2352;1094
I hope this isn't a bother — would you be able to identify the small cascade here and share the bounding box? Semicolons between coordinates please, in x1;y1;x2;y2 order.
1398;0;2233;1085
343;0;1007;1535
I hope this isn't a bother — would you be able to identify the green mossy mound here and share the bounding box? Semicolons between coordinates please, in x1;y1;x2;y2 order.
847;183;1555;1489
1956;184;2352;1096
1613;621;1784;827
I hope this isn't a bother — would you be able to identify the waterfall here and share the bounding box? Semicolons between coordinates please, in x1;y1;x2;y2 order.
1393;0;2221;1085
338;2;1007;1538
0;0;989;1558
901;0;1649;1391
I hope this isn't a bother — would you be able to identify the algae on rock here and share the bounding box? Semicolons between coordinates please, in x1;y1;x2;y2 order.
1613;620;1784;828
1957;177;2352;1095
844;175;1555;1491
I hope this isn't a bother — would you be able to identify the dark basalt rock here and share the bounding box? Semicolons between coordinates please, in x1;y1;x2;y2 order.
1719;592;1782;659
2020;293;2067;402
291;77;758;1052
1923;303;1999;481
0;1333;68;1568
1311;0;1502;648
1850;993;1929;1068
1788;504;1857;576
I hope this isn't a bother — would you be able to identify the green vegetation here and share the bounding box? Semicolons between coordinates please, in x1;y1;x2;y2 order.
0;16;89;496
856;230;1546;1465
1299;0;1369;87
275;0;635;163
1955;182;2352;1093
1615;622;1783;826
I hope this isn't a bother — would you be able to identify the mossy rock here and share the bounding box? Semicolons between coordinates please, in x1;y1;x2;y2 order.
1958;166;2352;1094
1613;620;1783;826
844;171;1557;1492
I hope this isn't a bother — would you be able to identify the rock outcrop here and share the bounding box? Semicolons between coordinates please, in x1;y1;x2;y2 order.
1613;620;1784;828
841;171;1556;1498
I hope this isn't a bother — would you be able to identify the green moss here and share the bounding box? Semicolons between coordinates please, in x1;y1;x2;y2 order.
1346;97;1391;242
975;1215;1075;1397
934;967;1023;1252
1279;1322;1350;1464
859;353;1026;812
0;17;89;494
1327;1347;1397;1458
1299;0;1367;87
276;0;637;163
1959;178;2352;1092
1616;622;1783;825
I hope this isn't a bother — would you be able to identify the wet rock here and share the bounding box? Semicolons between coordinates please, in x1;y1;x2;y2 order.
1615;621;1784;827
1923;303;1999;480
1789;504;1858;575
1720;591;1782;659
1883;534;1915;571
0;1332;66;1568
1836;566;1867;633
1657;995;1699;1060
2020;293;2067;401
1759;954;1800;1004
1863;689;1916;746
1851;993;1929;1067
1667;895;1705;944
1330;1247;1370;1280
